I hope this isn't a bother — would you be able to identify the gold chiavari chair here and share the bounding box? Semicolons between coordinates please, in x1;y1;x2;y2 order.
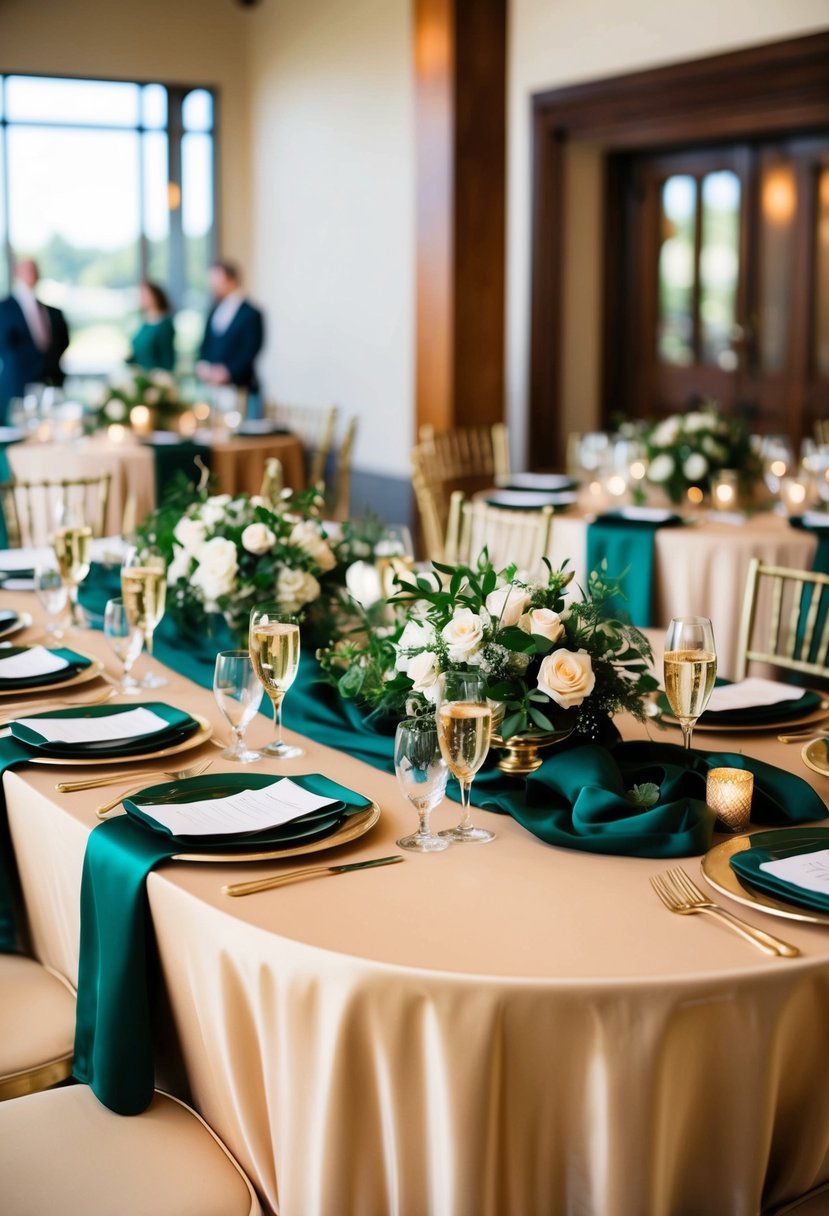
260;458;284;506
815;419;829;447
267;401;338;490
444;491;554;575
0;955;75;1101
411;422;512;561
0;474;112;548
328;414;358;522
734;558;829;682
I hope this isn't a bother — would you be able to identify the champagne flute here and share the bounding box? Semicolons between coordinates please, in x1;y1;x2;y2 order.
103;597;143;693
663;616;717;750
436;670;494;843
121;545;168;689
51;501;92;630
394;719;449;853
248;604;303;759
34;564;68;639
213;650;264;762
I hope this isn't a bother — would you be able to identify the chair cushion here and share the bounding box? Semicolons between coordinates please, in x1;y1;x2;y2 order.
0;1086;262;1216
0;954;75;1098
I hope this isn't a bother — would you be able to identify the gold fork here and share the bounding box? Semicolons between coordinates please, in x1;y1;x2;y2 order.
93;759;214;819
650;867;800;958
0;687;114;725
58;757;212;793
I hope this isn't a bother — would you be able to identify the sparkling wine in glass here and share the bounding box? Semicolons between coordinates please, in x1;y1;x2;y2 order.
121;546;168;689
51;503;92;630
249;605;303;759
34;564;68;638
213;650;264;763
394;719;449;853
436;670;494;843
103;597;143;694
663;616;717;750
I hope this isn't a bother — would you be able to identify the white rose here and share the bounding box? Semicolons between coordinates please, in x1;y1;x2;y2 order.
684;411;709;433
397;618;436;654
276;567;320;612
289;520;337;572
167;547;192;584
241;523;276;555
143;387;160;406
191;536;238;606
485;584;532;627
519;607;565;643
683;453;708;481
652;418;680;447
199;494;232;529
537;648;595;709
441;607;485;662
407;650;440;699
174;516;208;551
647;454;675;483
104;398;128;422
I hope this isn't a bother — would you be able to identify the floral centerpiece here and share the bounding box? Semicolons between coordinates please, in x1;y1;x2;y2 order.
94;368;186;432
138;481;337;638
319;554;657;770
644;403;761;503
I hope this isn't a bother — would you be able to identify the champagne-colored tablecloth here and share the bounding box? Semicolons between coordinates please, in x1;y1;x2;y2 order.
8;436;155;542
208;435;305;497
547;510;817;679
4;599;829;1215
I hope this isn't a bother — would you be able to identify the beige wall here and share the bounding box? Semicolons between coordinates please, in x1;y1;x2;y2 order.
0;0;253;270
507;0;829;465
245;0;415;477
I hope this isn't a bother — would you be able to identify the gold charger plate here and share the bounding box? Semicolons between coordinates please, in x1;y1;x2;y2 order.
28;712;213;766
662;691;829;733
701;831;829;926
172;800;380;863
0;650;105;698
0;612;33;642
802;737;829;778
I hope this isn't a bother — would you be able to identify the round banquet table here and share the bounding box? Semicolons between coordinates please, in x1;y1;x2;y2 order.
207;433;305;497
7;435;155;542
3;598;829;1216
545;509;817;680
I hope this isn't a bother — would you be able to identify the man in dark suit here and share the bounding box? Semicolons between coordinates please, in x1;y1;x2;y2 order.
196;261;264;397
0;259;70;421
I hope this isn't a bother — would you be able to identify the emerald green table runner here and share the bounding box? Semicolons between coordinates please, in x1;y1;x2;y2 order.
585;512;683;627
72;773;372;1115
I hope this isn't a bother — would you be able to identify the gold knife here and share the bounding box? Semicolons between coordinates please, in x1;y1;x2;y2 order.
222;854;404;897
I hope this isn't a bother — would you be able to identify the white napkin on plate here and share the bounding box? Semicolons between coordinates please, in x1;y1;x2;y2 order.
16;706;170;745
705;678;806;713
133;777;337;838
0;645;68;680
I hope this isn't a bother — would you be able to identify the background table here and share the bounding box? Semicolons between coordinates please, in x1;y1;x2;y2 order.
547;510;817;678
4;599;829;1216
207;433;305;496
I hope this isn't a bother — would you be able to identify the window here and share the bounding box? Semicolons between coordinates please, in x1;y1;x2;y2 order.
0;74;217;376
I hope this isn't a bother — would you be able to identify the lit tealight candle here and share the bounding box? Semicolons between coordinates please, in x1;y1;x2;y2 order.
706;767;754;833
779;476;808;514
711;469;739;511
178;410;197;438
130;405;152;436
605;473;627;498
107;424;127;444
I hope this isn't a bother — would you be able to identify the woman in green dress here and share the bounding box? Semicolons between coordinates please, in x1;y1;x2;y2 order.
128;282;176;371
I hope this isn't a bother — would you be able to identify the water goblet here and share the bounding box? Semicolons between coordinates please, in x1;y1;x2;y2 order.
213;650;264;763
121;545;167;688
34;565;68;639
248;604;303;759
103;597;143;694
436;670;495;843
663;616;717;750
393;719;449;853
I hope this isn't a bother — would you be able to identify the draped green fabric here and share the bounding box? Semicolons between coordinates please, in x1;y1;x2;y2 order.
0;736;46;951
585;513;682;627
72;773;374;1115
730;827;829;915
788;516;829;664
143;439;211;490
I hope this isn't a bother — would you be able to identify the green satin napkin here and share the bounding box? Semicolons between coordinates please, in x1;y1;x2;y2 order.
73;772;371;1115
0;735;44;951
0;646;91;690
472;741;825;858
730;828;829;915
585;512;683;627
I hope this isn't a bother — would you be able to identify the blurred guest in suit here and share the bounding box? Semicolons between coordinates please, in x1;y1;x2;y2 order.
0;259;70;421
129;281;176;372
196;261;264;399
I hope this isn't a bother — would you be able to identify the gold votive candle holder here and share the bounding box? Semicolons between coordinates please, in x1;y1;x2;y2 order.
706;767;754;832
711;469;739;510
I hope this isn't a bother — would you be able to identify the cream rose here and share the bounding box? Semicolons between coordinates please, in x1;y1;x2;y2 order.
103;398;128;422
406;650;440;700
441;607;485;662
200;495;232;529
289;520;337;572
520;607;565;643
276;567;320;612
647;454;675;483
683;453;708;481
536;648;595;709
485;584;531;627
241;523;276;555
191;536;238;606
